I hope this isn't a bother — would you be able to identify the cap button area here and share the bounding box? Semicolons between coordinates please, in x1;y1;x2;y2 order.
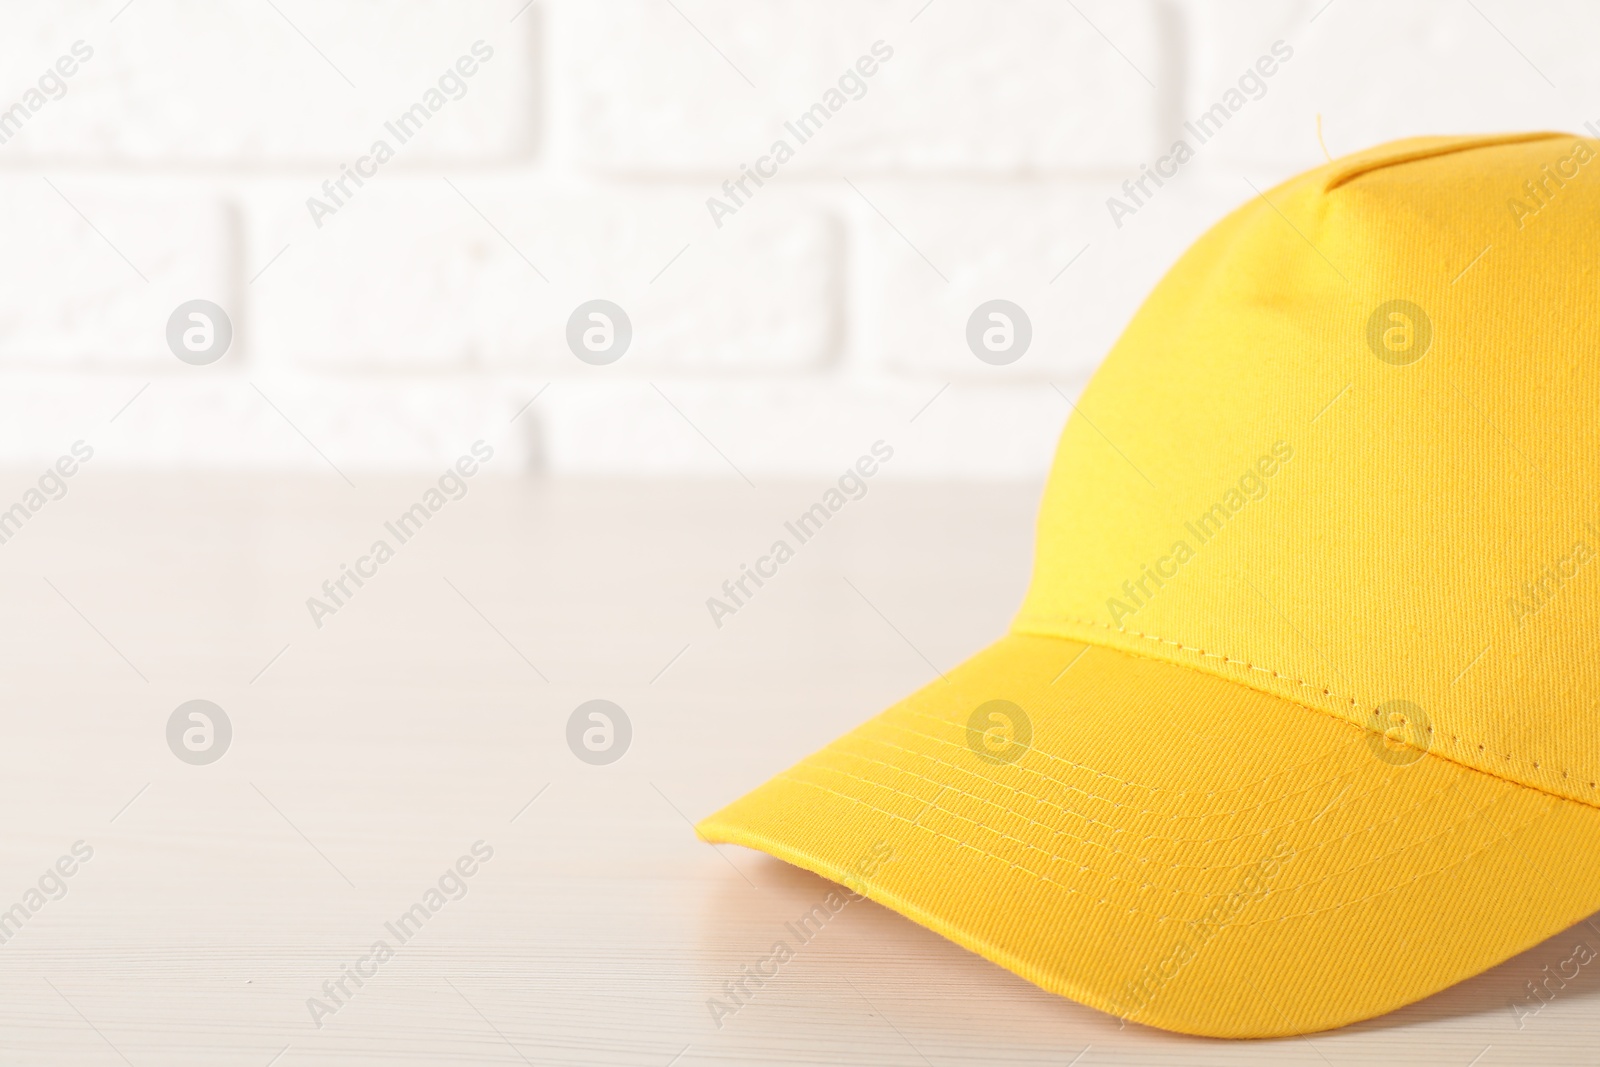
1320;131;1571;191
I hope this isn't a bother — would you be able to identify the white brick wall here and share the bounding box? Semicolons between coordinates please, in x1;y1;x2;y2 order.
249;182;838;371
0;0;1591;477
0;1;533;162
561;0;1165;173
0;184;235;365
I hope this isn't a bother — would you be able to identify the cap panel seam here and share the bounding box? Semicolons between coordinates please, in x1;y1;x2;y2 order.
1010;615;1599;809
1321;131;1570;191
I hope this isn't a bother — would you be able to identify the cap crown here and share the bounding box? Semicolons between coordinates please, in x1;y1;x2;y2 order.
1017;133;1600;805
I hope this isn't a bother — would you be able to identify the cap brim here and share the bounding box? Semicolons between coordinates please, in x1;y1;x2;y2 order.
696;633;1600;1038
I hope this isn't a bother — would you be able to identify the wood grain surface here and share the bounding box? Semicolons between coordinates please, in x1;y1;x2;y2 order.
0;472;1590;1065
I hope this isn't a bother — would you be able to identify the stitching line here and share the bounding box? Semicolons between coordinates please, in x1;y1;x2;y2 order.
790;753;1483;891
857;720;1450;843
891;702;1371;801
826;739;1458;864
777;769;1548;924
1012;617;1598;799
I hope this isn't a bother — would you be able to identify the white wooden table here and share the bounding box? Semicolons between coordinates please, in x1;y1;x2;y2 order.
0;472;1592;1065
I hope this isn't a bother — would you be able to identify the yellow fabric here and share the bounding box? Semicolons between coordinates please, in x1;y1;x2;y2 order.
698;133;1600;1037
1019;130;1600;806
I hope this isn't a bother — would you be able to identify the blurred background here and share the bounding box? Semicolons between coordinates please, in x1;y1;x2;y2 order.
2;0;1595;481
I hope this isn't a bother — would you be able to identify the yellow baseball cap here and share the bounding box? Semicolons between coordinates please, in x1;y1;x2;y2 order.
698;131;1600;1038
